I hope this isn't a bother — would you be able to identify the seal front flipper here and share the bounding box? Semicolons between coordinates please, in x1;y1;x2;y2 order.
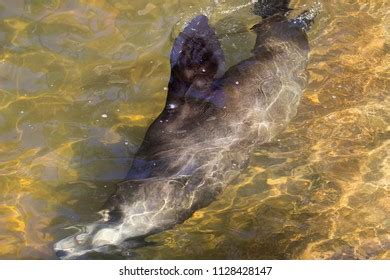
141;15;225;141
125;16;225;180
167;15;225;103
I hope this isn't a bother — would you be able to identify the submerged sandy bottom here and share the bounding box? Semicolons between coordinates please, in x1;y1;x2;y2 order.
0;0;388;259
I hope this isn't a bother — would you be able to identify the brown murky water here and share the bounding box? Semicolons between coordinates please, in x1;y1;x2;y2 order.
0;0;389;259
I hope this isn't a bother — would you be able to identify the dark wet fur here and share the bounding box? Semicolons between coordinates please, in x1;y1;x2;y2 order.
109;2;315;244
253;0;291;18
109;6;315;238
54;0;319;258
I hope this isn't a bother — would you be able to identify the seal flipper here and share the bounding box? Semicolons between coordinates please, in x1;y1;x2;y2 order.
125;16;225;180
289;5;321;31
167;15;225;103
253;0;291;18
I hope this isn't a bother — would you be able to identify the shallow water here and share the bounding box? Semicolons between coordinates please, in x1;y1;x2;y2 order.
0;0;389;259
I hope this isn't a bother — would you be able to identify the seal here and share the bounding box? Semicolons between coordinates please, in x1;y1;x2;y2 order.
54;0;320;258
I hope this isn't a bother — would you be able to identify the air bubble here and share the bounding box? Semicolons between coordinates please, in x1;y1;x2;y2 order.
167;103;177;109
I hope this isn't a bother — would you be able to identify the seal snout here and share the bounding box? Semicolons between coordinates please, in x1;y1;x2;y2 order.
55;249;68;258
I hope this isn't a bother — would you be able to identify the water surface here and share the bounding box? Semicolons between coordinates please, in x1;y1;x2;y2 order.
0;0;389;259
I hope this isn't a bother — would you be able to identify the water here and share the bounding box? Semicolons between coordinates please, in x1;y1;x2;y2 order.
0;0;388;259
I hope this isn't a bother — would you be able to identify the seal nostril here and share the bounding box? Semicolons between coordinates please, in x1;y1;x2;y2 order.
55;250;68;258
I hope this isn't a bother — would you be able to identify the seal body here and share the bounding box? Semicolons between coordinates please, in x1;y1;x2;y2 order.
54;1;319;258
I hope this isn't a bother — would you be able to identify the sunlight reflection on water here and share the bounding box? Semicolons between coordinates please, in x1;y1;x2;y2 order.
0;0;388;259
